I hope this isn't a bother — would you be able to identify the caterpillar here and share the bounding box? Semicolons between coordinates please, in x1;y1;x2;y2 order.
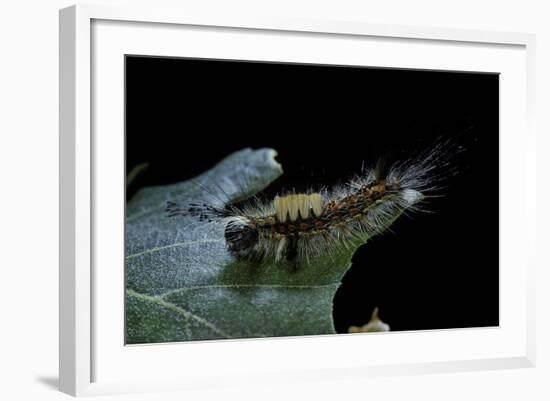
166;140;458;268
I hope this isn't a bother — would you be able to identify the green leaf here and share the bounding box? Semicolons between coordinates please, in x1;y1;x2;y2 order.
125;148;421;344
126;162;149;189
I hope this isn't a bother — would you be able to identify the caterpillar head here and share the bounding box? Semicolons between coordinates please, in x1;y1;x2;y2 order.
224;217;259;256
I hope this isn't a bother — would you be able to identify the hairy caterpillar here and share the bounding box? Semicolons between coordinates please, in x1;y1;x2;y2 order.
166;140;457;268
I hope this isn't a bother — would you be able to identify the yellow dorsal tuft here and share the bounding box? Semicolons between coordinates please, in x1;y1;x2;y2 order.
291;194;302;221
297;194;310;219
309;193;324;217
274;196;287;222
274;193;325;222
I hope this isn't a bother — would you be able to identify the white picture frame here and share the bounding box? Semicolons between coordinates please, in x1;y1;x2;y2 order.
59;3;536;397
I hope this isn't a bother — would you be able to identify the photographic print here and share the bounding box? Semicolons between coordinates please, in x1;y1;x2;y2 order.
125;56;499;344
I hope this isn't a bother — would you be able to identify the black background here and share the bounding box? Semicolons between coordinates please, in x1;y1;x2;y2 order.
126;56;499;333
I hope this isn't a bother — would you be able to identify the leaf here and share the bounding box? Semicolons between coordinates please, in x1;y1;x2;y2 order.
126;162;149;189
125;148;420;344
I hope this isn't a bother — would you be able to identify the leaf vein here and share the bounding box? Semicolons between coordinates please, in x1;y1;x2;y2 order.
126;239;223;260
127;289;230;339
159;283;339;300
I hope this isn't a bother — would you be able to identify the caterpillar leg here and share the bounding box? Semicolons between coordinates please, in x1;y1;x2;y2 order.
285;234;299;271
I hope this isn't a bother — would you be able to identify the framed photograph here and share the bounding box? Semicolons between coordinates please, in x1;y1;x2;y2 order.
59;4;536;396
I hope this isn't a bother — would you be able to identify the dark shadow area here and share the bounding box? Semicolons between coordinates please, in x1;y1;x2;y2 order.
35;376;58;391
